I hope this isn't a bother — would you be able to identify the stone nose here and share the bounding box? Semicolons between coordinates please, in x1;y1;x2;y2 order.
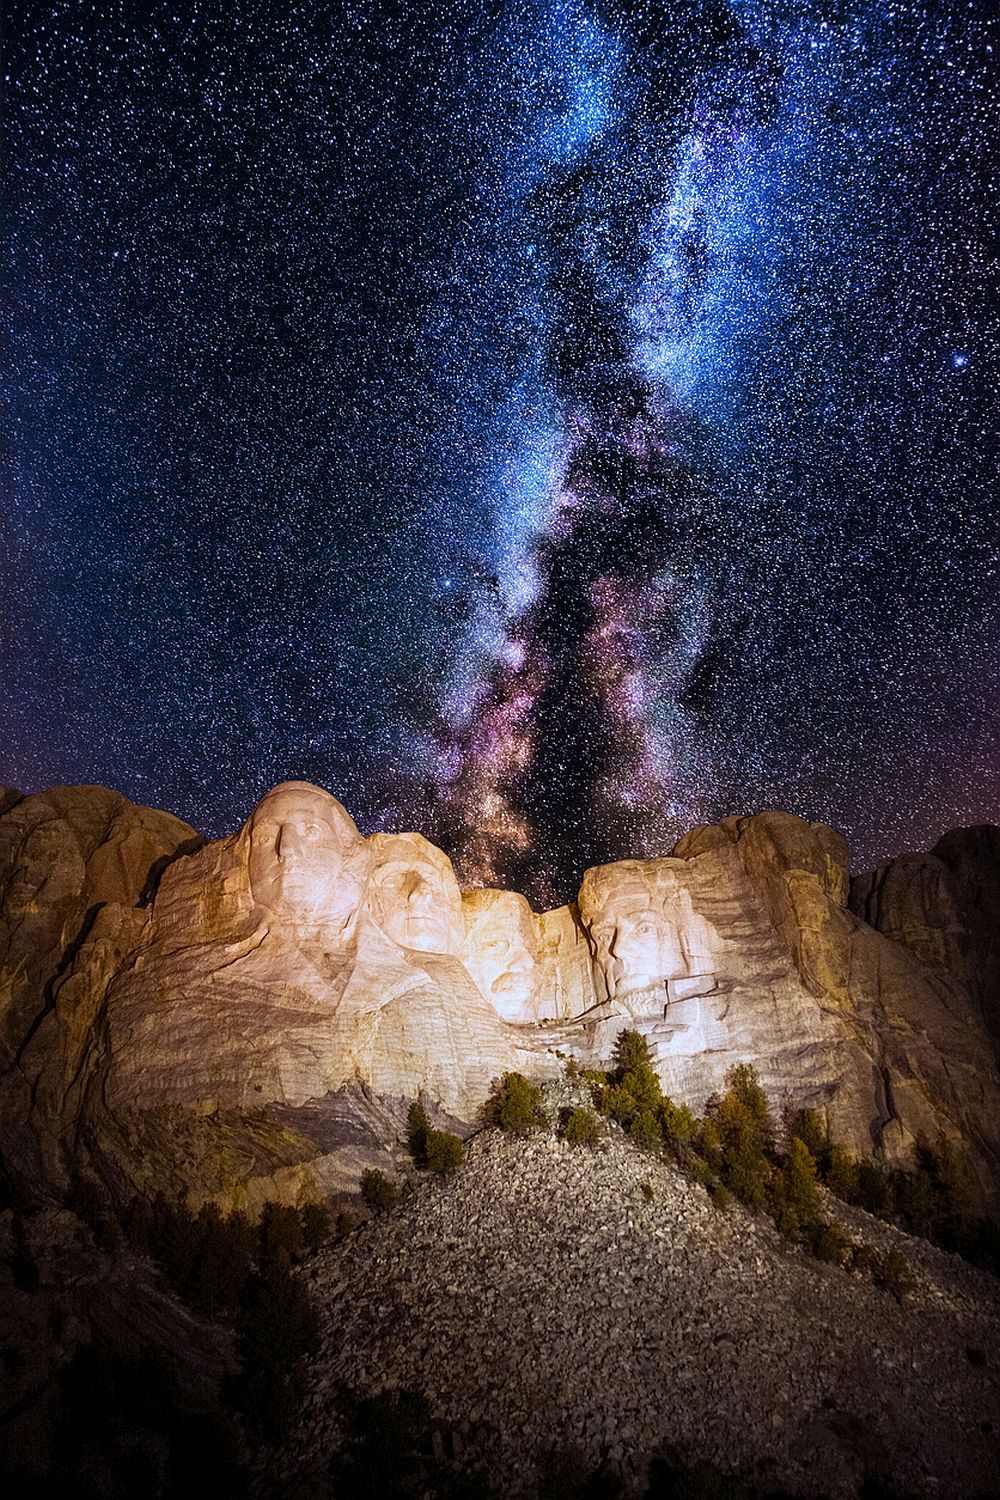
406;876;434;910
275;824;307;863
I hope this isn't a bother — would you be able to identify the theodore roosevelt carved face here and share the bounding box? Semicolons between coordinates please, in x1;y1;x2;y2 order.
245;782;371;934
368;831;464;955
461;889;537;1020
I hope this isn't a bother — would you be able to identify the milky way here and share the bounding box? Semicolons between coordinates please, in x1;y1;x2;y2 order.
5;0;999;904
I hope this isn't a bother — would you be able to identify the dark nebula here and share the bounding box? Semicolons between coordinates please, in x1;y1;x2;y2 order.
5;0;999;903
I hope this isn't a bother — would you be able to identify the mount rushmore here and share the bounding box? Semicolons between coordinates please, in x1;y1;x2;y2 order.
0;780;998;1212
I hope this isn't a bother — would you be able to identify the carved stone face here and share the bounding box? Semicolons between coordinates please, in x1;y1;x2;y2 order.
579;862;686;999
245;782;371;934
368;832;463;955
461;890;537;1020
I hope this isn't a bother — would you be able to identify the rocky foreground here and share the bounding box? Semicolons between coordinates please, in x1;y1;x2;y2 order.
276;1114;1000;1500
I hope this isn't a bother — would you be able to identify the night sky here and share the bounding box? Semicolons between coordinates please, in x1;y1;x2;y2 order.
5;0;999;904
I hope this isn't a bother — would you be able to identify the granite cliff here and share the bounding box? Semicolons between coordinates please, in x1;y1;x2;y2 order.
0;781;998;1214
850;825;1000;1055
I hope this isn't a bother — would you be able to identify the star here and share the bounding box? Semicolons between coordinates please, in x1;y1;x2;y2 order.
3;0;997;899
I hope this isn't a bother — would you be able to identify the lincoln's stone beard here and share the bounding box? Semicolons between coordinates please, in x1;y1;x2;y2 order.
579;861;698;1000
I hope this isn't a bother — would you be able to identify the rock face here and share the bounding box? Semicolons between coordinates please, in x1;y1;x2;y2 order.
1;783;999;1211
0;786;202;1197
852;826;1000;1052
96;785;527;1122
552;813;1000;1196
0;784;200;1063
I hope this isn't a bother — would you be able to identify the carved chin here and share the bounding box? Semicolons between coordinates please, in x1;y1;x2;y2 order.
493;970;531;996
255;885;360;932
395;912;455;948
400;921;452;952
608;967;659;998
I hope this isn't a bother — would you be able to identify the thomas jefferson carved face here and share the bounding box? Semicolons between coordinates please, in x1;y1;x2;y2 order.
461;890;537;1020
579;862;686;999
245;782;371;933
368;832;463;955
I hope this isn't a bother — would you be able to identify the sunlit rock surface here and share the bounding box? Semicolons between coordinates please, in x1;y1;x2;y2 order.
99;785;517;1114
1;781;998;1210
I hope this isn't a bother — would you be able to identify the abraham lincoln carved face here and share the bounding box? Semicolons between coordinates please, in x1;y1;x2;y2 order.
578;861;689;999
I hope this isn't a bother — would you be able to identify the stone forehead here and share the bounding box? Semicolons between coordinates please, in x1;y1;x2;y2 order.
243;782;366;845
369;830;459;885
579;859;679;914
462;888;535;931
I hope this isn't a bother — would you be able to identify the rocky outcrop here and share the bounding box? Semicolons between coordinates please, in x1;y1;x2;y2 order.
282;1118;1000;1499
0;784;200;1061
1;783;999;1212
554;812;1000;1197
8;783;540;1210
0;786;201;1199
852;826;1000;1051
92;793;527;1122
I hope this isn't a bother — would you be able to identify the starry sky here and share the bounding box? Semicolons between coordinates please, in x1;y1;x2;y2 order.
5;0;999;904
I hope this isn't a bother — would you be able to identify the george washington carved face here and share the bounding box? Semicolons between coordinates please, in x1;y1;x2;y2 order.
245;781;371;934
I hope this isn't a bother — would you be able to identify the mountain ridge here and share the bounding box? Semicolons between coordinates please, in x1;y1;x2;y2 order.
0;780;997;1216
